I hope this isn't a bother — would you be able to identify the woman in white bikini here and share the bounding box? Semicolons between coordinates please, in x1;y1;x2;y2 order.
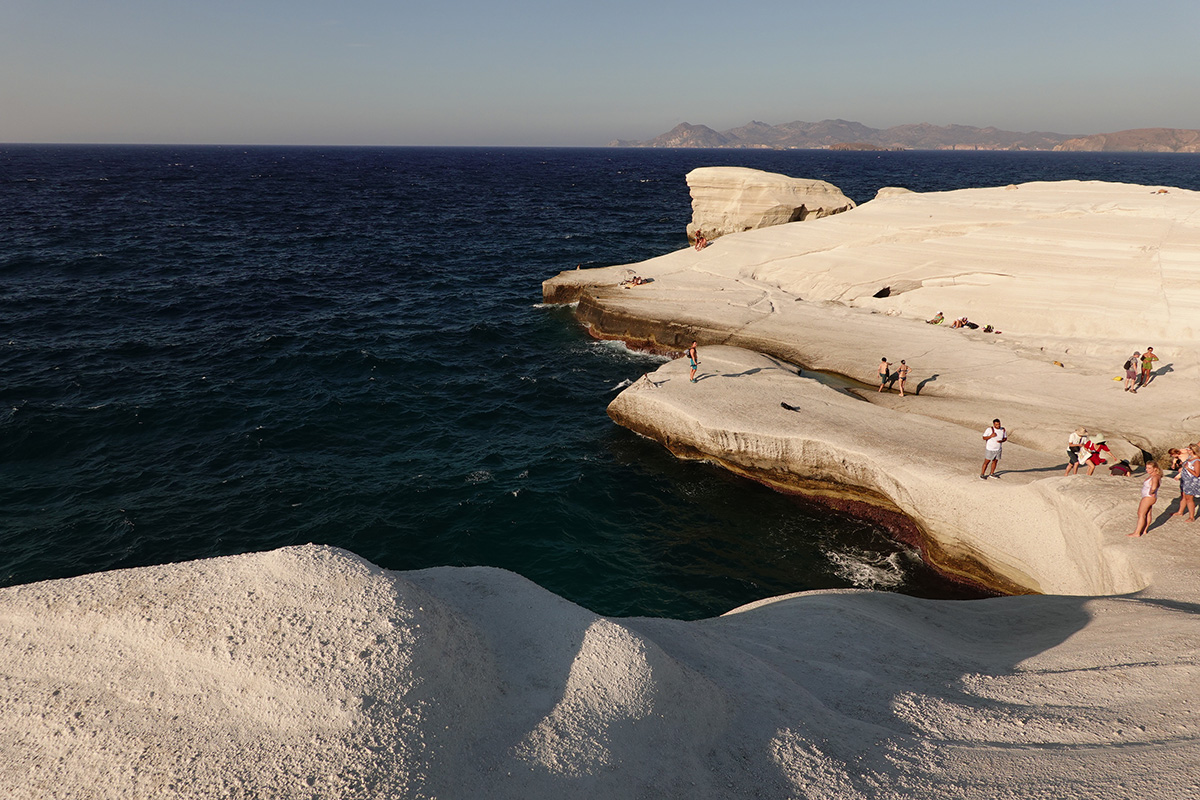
1130;461;1163;537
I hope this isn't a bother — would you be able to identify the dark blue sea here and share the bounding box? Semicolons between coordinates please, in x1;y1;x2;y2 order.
3;145;1199;619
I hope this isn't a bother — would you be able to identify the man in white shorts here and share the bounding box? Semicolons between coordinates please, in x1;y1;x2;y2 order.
981;418;1008;479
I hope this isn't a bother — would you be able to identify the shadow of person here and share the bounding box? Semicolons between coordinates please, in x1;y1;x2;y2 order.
997;464;1070;475
1146;362;1173;386
1148;498;1181;532
915;373;939;395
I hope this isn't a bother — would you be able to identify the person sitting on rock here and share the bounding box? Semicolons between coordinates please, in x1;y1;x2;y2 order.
927;312;944;324
694;232;708;251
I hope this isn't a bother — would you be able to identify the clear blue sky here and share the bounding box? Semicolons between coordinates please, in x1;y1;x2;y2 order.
3;0;1198;145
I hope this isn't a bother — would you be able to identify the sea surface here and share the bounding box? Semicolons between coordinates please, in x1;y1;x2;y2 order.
3;145;1200;619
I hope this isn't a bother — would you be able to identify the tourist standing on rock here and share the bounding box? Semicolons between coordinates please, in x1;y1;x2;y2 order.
1065;427;1088;476
1124;352;1141;392
980;419;1007;479
897;360;910;397
1172;446;1199;523
877;358;890;393
1130;461;1163;537
687;341;699;383
1139;347;1160;388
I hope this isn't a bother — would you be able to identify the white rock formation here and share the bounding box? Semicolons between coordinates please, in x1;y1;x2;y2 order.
3;522;1199;798
685;166;855;244
551;180;1200;356
609;347;1141;597
6;179;1200;798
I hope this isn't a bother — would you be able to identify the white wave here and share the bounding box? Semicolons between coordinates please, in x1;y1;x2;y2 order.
592;338;670;363
465;470;493;485
611;378;633;392
825;550;906;590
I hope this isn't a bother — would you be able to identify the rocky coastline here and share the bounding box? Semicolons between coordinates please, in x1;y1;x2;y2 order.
4;177;1200;798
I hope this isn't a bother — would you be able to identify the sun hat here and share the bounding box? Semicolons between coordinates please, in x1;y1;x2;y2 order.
1092;435;1106;444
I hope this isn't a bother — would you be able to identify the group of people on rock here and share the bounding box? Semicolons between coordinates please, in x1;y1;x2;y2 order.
877;357;911;396
693;232;708;251
1123;347;1159;393
926;312;1001;334
1065;427;1124;477
1132;446;1199;537
675;337;1188;539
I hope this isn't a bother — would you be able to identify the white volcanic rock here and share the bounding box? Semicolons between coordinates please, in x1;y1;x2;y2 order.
608;347;1142;596
3;532;1200;799
542;180;1200;462
685;166;855;244
551;180;1200;355
7;180;1200;799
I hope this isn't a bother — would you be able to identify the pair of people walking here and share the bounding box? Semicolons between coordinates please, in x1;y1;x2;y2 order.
877;357;910;397
1124;347;1159;392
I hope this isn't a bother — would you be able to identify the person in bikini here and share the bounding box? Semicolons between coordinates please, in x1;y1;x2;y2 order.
897;360;910;397
1130;461;1163;537
1139;347;1159;388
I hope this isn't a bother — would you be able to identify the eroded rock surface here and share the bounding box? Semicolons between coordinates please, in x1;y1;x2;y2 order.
3;539;1199;799
685;166;855;244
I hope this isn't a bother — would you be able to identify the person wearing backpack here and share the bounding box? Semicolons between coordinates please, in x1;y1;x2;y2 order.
1124;351;1141;392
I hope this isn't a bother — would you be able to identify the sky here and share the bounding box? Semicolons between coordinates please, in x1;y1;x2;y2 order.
3;0;1199;146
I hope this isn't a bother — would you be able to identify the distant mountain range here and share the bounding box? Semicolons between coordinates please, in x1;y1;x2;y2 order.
610;120;1200;153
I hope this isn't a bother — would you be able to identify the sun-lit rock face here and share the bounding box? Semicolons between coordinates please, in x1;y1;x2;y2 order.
547;180;1200;357
685;167;855;244
4;538;1200;799
743;181;1200;348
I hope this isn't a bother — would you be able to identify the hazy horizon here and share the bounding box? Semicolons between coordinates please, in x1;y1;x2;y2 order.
4;0;1199;147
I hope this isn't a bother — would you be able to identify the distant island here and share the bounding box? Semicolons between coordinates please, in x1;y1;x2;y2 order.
610;120;1200;153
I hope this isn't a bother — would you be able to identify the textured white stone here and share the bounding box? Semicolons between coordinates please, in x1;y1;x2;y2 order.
685;166;855;244
6;180;1200;799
